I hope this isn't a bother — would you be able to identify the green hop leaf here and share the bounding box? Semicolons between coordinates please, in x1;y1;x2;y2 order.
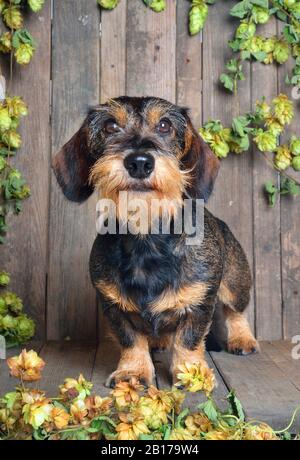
98;0;119;9
273;39;290;64
292;155;300;171
264;181;279;207
274;145;292;170
272;94;294;125
14;43;35;65
235;22;256;39
290;136;300;156
0;271;10;286
0;107;12;132
15;314;35;342
220;73;234;92
28;0;45;12
280;178;300;196
254;129;277;152
1;313;18;330
189;2;208;35
0;32;12;53
3;6;23;30
251;6;270;24
2;291;23;313
144;0;166;13
1;129;22;149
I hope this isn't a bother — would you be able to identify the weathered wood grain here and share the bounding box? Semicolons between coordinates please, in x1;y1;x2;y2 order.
278;41;300;338
211;343;300;430
91;334;120;397
0;3;51;339
252;21;282;340
100;1;127;102
176;0;202;126
39;341;96;396
202;1;255;331
47;0;99;340
261;341;300;391
126;0;176;101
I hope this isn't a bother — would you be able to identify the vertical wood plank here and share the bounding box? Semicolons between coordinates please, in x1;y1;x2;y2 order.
0;4;51;339
100;1;127;102
278;44;300;338
126;0;176;102
252;21;282;340
48;0;100;340
202;1;255;331
176;0;202;126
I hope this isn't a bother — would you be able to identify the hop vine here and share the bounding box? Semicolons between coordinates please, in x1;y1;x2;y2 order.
220;0;300;94
200;93;300;205
0;349;299;440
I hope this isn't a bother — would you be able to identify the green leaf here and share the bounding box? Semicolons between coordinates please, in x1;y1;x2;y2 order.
226;59;239;73
250;0;268;8
264;181;278;207
198;398;219;423
220;73;234;92
140;434;155;440
276;10;288;21
252;51;267;62
241;50;251;60
226;390;245;421
176;408;189;428
230;0;251;18
280;178;300;196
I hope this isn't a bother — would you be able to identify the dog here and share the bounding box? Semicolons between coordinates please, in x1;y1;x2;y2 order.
53;96;259;388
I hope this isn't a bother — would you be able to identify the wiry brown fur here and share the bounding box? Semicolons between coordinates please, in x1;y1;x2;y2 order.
52;96;259;387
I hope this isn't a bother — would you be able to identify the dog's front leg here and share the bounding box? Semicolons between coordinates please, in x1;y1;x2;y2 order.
171;304;214;385
103;306;155;388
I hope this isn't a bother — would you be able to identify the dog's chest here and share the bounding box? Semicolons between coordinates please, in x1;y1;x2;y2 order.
118;235;183;309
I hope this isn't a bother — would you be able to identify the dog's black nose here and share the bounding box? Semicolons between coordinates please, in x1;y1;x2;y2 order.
124;153;154;179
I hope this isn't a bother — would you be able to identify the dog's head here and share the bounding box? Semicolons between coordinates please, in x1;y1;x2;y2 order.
53;96;219;206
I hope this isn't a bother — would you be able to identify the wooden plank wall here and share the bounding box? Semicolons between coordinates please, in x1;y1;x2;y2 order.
1;0;299;341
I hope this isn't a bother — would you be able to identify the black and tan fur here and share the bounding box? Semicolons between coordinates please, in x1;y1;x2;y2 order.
53;96;259;387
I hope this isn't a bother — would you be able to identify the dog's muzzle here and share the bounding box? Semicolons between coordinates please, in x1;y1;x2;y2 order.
124;152;155;179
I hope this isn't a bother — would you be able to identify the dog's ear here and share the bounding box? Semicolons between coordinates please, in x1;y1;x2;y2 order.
52;121;95;203
182;120;220;201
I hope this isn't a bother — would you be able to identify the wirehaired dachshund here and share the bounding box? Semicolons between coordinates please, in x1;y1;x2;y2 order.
53;96;259;388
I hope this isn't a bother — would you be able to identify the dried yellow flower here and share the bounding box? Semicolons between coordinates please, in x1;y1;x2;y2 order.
176;362;215;395
51;407;70;430
116;411;150;440
7;349;45;381
111;378;143;409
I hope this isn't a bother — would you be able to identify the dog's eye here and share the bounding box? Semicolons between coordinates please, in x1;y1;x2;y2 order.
157;119;172;135
104;120;120;134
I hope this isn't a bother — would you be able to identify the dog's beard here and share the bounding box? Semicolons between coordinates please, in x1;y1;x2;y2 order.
89;151;191;231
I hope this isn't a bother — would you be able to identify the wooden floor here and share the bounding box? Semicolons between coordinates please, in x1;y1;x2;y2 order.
0;339;299;431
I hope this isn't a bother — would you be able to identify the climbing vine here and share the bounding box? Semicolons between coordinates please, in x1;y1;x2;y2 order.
0;0;45;346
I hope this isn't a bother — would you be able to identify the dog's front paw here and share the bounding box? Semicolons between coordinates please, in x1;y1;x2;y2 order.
227;336;260;356
105;367;155;389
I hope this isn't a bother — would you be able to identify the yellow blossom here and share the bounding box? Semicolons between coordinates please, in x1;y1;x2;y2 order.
116;412;150;440
51;407;70;430
7;349;45;382
85;395;112;418
185;413;213;436
243;423;278;440
70;399;88;422
59;374;93;400
176;362;215;395
111;378;143;409
169;427;195;440
22;398;53;430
